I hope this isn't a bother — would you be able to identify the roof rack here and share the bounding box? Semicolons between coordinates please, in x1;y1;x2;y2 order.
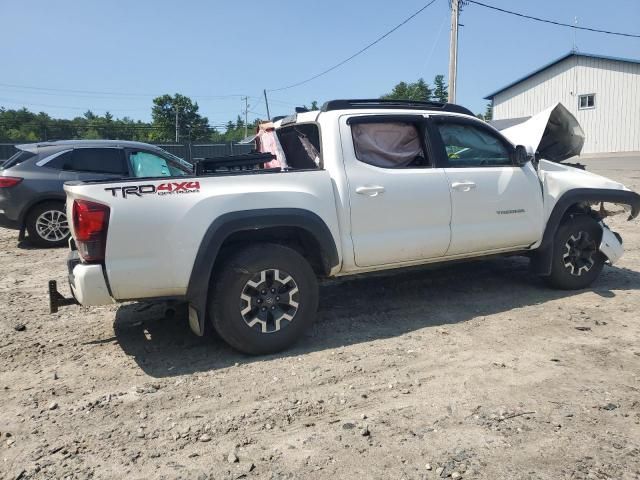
320;99;474;116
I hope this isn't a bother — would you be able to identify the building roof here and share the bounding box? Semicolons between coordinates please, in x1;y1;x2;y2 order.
484;51;640;100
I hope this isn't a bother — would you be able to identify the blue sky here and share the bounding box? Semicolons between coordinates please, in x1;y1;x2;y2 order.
1;0;639;126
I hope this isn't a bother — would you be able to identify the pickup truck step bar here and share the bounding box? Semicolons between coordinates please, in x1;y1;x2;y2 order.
321;99;474;116
194;152;276;175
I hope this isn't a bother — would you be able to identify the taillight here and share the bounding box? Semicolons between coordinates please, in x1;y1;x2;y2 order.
72;200;110;263
0;177;22;188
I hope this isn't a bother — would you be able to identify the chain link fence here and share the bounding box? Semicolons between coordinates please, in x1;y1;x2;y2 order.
0;142;253;163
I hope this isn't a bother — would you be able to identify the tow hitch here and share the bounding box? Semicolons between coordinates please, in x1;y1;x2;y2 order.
48;280;77;313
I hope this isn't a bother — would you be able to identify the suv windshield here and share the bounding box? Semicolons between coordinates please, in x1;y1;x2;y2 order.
128;150;191;177
156;148;193;171
2;150;36;169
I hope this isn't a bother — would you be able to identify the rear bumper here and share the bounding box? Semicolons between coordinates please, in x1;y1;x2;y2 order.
64;249;113;306
0;211;20;229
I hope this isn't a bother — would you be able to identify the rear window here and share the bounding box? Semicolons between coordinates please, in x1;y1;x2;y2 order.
2;150;36;169
276;124;321;169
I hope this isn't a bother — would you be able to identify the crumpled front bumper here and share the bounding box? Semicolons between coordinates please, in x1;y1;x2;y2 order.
599;222;624;265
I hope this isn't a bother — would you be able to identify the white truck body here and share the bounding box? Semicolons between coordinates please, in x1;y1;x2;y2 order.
55;100;640;352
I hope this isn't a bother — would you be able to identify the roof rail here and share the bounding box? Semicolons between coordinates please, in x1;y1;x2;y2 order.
320;99;474;116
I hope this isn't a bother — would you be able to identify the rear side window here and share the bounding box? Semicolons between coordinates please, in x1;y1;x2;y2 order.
72;148;128;174
47;148;128;174
3;150;36;169
351;122;428;168
45;151;73;170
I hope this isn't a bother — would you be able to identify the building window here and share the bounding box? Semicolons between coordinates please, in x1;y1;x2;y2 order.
578;94;595;110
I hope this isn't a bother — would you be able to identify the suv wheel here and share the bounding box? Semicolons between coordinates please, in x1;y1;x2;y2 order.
544;215;605;290
209;243;319;355
26;202;70;248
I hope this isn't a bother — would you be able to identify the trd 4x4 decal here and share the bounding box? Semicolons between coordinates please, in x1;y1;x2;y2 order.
105;181;200;198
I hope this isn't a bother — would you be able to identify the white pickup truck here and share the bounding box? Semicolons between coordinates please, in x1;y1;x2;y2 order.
50;99;640;354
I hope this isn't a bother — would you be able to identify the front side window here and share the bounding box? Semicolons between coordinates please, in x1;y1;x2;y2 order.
578;94;595;109
351;122;428;168
436;122;511;167
128;151;187;177
68;148;128;174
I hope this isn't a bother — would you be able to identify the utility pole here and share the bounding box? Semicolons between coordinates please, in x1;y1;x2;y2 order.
242;96;249;138
263;89;271;121
448;0;460;103
174;107;179;142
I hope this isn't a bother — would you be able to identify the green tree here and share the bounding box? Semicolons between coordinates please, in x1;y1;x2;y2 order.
381;78;432;102
303;100;319;111
484;102;493;121
151;93;210;142
433;75;448;103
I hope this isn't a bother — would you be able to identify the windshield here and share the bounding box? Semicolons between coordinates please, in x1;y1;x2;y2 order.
156;148;194;171
128;150;191;177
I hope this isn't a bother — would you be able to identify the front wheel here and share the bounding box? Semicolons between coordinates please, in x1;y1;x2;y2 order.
544;215;605;290
209;243;319;355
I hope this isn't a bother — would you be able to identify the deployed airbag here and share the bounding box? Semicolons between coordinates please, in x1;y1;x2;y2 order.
352;123;422;168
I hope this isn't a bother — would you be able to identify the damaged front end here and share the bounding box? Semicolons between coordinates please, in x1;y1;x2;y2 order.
599;222;624;265
496;102;640;273
495;102;585;163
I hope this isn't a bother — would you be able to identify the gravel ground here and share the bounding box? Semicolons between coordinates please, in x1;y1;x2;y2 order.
1;163;639;480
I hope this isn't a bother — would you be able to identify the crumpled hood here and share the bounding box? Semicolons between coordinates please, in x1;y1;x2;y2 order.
498;103;585;162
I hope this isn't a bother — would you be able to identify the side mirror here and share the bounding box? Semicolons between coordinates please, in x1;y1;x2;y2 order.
513;145;531;166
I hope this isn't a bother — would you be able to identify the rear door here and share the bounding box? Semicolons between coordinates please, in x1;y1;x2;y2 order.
428;116;543;256
340;114;452;267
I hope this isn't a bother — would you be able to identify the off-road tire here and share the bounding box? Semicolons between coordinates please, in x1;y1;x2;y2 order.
209;243;319;355
25;201;70;248
544;215;605;290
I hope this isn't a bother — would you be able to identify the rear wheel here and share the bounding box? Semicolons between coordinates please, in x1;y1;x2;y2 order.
544;215;605;290
209;243;319;355
25;201;70;248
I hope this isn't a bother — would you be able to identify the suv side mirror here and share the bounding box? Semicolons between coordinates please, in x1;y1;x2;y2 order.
513;145;531;166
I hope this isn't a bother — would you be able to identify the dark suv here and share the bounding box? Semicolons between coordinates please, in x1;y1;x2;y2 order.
0;140;192;247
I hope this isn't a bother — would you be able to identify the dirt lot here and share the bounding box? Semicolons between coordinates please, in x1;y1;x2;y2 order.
1;161;639;480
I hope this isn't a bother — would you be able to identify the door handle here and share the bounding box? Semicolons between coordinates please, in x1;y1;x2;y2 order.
451;181;476;192
356;185;385;197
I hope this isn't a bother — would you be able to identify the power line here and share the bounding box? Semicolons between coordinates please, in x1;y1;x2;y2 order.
268;0;441;92
0;82;249;99
0;97;149;112
466;0;640;39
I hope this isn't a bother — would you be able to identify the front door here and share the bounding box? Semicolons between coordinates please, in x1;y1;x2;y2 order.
340;115;452;267
429;117;543;256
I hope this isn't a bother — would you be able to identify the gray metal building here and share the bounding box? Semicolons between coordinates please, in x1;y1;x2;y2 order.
485;52;640;154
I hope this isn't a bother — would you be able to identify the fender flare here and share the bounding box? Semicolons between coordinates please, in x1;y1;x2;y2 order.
532;188;640;275
185;208;339;335
19;193;68;225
